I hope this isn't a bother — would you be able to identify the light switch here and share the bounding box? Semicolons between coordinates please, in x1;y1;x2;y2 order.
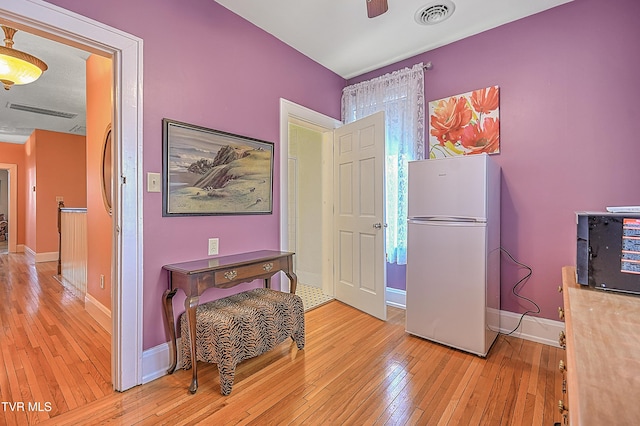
147;172;161;192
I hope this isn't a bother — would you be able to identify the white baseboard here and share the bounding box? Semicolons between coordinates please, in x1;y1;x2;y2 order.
142;338;182;384
85;293;112;334
24;246;58;263
386;287;406;309
498;310;564;348
36;252;58;262
141;292;565;384
386;288;563;348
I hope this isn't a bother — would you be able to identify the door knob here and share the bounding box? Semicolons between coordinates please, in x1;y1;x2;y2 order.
373;223;382;229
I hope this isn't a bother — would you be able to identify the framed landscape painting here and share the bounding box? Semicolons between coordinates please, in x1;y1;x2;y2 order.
162;119;274;216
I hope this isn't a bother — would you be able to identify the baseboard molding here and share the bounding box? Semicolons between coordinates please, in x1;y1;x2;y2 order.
498;310;564;348
386;287;406;309
24;246;58;263
141;293;564;383
37;252;58;262
142;338;182;384
386;288;563;348
85;293;112;334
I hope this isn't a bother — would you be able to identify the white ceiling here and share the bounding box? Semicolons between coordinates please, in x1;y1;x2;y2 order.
215;0;572;78
0;27;89;144
1;0;572;144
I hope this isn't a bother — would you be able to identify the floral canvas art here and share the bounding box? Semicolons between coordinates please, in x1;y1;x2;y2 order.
428;86;500;158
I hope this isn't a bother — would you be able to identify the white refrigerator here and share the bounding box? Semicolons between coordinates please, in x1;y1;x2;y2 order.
405;153;501;357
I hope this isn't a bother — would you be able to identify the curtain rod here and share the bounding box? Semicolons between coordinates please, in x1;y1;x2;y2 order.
423;61;433;71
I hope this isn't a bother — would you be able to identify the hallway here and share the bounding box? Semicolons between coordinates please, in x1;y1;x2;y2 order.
0;253;111;424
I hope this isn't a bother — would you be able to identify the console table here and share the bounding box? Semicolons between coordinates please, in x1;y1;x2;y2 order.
162;250;297;393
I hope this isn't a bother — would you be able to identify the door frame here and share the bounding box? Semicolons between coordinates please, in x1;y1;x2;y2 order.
1;0;144;391
0;164;18;253
279;99;341;296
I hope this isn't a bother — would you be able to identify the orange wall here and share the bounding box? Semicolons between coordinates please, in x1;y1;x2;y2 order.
0;141;28;245
86;54;113;309
34;129;87;254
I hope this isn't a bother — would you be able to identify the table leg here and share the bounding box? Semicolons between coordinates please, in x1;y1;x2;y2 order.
162;288;178;374
185;295;200;394
285;255;298;294
264;277;271;288
285;271;298;294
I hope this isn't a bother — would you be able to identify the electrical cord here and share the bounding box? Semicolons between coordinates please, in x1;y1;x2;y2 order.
500;246;541;336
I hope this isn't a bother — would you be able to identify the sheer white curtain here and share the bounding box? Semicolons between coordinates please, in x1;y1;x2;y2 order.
341;63;425;265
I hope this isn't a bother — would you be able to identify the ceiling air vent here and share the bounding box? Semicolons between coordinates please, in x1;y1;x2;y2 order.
415;1;456;26
6;102;78;119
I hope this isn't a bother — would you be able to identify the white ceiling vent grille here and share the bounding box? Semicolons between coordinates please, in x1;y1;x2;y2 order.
6;102;78;119
415;1;456;26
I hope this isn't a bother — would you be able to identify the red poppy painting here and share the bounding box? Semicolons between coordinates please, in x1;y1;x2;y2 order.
428;86;500;158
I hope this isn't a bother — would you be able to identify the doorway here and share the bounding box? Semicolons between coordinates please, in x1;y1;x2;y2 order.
0;164;18;254
288;123;324;290
279;100;387;320
280;100;340;300
1;2;143;391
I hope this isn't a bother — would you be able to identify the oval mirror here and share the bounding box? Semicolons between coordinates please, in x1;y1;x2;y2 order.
101;124;113;215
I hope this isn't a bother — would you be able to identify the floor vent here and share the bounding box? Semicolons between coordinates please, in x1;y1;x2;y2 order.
6;102;78;119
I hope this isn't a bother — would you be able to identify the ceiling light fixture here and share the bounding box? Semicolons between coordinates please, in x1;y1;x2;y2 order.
0;25;48;91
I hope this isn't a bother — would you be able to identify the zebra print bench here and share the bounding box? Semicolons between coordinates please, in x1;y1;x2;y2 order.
180;287;305;395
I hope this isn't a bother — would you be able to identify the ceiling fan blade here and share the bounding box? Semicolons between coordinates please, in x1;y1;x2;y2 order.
367;0;388;18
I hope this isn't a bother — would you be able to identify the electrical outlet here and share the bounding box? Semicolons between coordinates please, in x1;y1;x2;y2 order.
208;238;219;256
100;274;105;289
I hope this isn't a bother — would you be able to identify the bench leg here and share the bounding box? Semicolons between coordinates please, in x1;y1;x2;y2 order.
217;361;236;396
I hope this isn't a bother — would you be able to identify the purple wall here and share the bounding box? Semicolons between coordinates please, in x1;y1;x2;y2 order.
42;0;640;349
353;0;640;319
45;0;345;349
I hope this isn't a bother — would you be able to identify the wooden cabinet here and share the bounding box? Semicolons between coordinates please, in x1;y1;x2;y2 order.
560;266;640;425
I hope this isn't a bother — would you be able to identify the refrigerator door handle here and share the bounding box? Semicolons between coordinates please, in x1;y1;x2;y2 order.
408;216;484;223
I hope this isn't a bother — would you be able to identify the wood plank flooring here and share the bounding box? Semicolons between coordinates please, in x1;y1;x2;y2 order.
1;252;564;425
0;253;112;425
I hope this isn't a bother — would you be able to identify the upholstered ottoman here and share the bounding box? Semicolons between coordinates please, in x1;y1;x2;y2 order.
180;287;305;395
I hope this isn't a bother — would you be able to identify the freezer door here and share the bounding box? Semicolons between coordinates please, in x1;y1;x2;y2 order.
408;155;489;220
405;220;489;356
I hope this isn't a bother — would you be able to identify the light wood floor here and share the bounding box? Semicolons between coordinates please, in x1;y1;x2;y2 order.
0;253;112;425
1;252;564;425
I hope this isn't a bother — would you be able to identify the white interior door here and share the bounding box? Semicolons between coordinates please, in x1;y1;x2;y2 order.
333;111;387;321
